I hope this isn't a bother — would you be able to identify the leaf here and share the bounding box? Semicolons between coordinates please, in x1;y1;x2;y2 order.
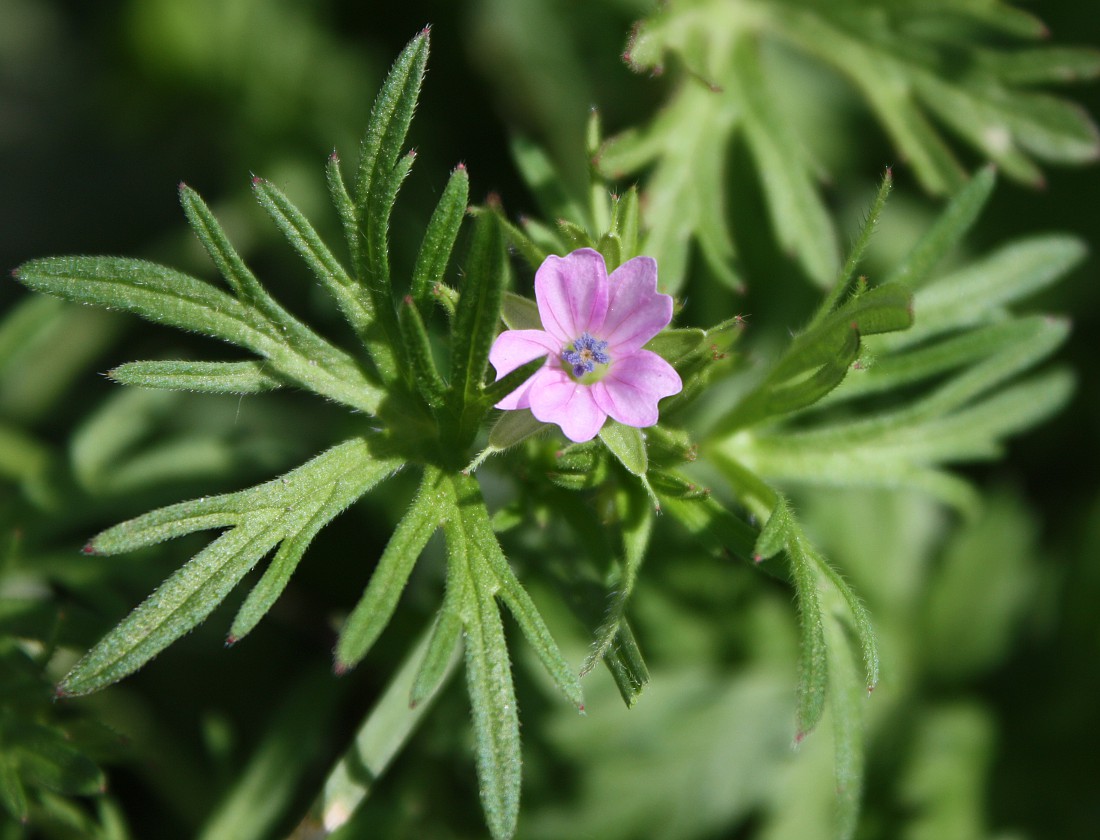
321;624;461;835
4;721;105;796
717;283;913;430
14;256;382;414
251;176;372;339
440;481;521;840
435;472;583;838
731;32;839;286
410;164;470;311
448;212;509;445
61;438;401;695
109;360;283;394
608;1;1096;294
334;466;444;669
658;489;758;564
409;608;463;708
397;299;448;410
353;29;430;379
197;667;341;840
326;152;359;261
510;135;588;227
598;81;741;294
886;166;997;290
579;486;654;692
449;474;583;709
0;756;28;823
807;168;894;332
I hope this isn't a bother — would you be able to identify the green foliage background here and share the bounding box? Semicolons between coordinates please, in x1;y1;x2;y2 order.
2;1;1098;838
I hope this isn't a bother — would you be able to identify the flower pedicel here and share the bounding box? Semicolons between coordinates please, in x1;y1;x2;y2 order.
489;248;682;442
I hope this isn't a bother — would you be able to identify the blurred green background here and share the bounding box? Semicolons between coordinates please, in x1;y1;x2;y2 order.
2;1;1098;838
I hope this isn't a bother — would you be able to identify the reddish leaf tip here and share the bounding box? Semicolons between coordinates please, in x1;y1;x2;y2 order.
329;149;340;162
455;161;467;172
333;661;349;677
53;684;71;701
403;294;414;306
81;542;97;555
10;266;21;279
420;23;432;37
753;553;764;564
225;635;238;648
251;175;264;187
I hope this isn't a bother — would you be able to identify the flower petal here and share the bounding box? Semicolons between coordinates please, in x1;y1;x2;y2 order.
602;256;674;355
489;329;559;409
528;369;608;442
489;329;559;377
534;248;609;344
591;350;682;428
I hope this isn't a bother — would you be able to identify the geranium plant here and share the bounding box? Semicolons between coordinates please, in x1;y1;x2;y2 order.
3;4;1097;839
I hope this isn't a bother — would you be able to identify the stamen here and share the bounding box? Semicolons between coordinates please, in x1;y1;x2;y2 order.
562;332;610;377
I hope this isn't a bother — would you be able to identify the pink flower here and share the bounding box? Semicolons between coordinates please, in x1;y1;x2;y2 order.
489;248;682;443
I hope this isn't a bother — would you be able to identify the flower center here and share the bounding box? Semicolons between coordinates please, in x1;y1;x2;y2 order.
562;332;610;380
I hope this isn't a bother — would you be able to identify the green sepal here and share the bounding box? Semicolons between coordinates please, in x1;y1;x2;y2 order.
488;410;545;453
465;409;547;473
556;218;594;250
334;467;444;670
646;470;710;500
500;292;541;331
479;357;544;412
598;422;648;477
520;216;566;259
398;297;447;410
609;187;640;261
411;165;470;311
595;232;622;272
644;327;708;367
109;360;283;394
